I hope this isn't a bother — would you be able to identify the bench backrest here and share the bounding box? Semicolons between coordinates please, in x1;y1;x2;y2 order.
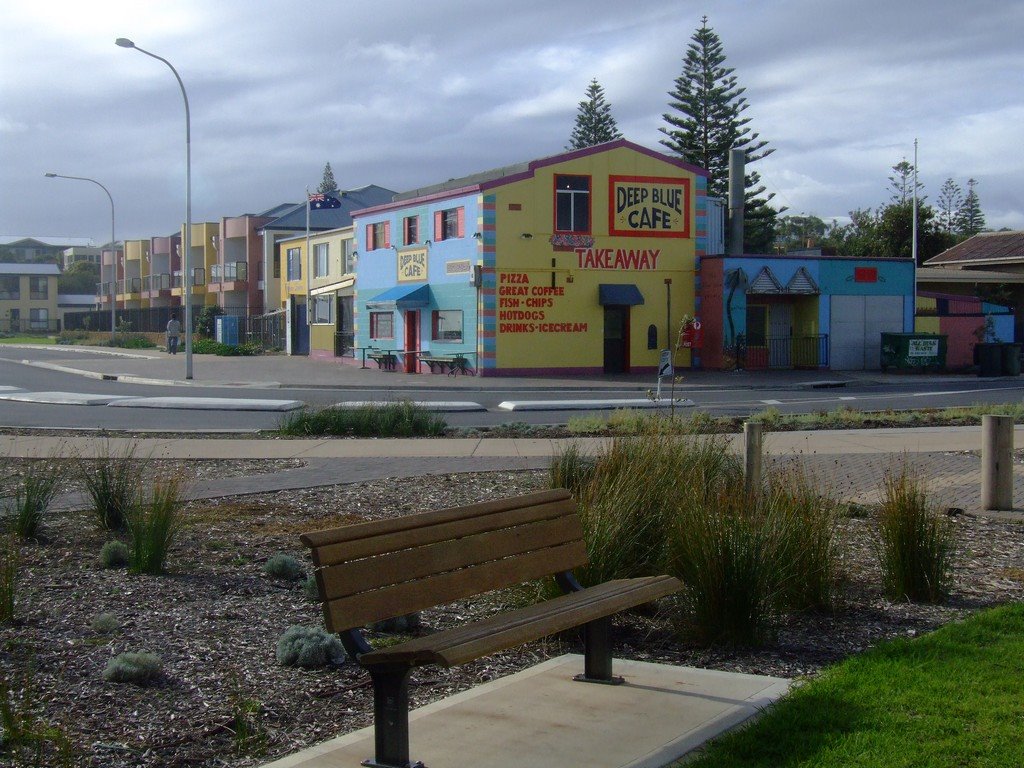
300;488;584;633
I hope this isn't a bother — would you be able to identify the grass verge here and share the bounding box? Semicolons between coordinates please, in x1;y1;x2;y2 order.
278;401;447;437
675;603;1024;768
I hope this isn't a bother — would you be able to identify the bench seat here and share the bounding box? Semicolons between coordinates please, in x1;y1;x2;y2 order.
360;574;680;668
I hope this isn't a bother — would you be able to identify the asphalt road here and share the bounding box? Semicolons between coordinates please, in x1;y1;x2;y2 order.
2;346;1024;431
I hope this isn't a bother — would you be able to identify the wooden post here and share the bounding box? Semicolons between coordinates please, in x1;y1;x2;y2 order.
744;421;762;497
981;414;1013;511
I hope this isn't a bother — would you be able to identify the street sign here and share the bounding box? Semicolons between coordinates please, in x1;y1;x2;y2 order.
658;349;674;377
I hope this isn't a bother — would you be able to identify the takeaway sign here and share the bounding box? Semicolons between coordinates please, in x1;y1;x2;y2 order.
608;175;690;238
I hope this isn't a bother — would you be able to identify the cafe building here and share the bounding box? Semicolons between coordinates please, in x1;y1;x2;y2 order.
352;139;720;375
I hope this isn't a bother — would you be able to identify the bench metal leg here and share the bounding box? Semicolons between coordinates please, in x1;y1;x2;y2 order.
574;617;624;685
363;664;424;768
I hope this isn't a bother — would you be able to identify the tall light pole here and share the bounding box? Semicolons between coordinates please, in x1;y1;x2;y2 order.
44;173;116;344
116;37;193;379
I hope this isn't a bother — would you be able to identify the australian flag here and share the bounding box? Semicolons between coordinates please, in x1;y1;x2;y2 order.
308;192;342;209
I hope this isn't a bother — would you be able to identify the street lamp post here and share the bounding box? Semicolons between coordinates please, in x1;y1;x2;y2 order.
44;173;116;344
115;37;193;379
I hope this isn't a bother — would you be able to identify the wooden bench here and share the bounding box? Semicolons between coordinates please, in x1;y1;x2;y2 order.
416;352;471;376
301;488;681;768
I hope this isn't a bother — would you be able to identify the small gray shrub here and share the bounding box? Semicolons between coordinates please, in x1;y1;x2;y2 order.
102;652;162;685
99;540;130;568
371;613;422;634
276;625;345;668
303;575;320;601
91;613;120;634
264;554;304;581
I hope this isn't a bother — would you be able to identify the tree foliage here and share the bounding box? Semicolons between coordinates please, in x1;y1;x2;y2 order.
566;78;622;150
957;178;985;236
887;160;925;205
58;261;99;294
317;163;338;195
935;178;963;234
659;16;777;252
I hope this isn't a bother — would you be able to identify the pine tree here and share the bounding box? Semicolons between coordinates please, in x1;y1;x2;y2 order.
566;79;623;150
317;162;338;194
957;178;986;236
659;16;776;251
935;178;963;234
887;160;924;205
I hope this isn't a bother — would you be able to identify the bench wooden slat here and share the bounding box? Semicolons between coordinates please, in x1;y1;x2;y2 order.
323;540;588;632
301;489;572;551
306;493;574;567
359;575;681;668
318;514;581;601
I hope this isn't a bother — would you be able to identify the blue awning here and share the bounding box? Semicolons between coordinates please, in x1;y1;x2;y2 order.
598;283;645;306
366;284;431;308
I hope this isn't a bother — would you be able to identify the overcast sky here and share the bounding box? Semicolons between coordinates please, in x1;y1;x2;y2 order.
2;0;1021;245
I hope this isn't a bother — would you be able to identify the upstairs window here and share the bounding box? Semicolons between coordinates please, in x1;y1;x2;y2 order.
314;242;329;278
433;207;465;241
29;276;48;300
555;174;591;233
0;275;19;300
286;247;301;281
342;238;356;274
403;215;419;245
366;221;391;250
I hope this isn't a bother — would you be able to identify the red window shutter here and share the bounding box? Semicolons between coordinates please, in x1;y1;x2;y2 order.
403;217;410;245
434;211;443;241
431;310;439;340
366;224;375;251
383;221;391;248
456;207;465;238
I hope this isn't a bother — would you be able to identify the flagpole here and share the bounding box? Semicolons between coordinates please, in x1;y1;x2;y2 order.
305;188;311;327
912;138;918;319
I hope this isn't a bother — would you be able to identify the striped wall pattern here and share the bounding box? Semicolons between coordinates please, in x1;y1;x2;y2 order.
479;194;497;371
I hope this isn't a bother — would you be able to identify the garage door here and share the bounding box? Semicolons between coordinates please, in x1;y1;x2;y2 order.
830;295;905;370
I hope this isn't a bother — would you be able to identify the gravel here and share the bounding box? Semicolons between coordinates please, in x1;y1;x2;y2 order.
2;464;1023;767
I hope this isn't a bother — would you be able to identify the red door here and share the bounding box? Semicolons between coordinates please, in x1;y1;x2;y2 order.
404;310;419;373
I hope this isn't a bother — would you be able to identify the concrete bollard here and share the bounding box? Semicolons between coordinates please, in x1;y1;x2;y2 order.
744;421;762;497
981;414;1014;511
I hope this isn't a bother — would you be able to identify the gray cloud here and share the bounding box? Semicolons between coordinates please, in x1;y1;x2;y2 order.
2;0;1021;243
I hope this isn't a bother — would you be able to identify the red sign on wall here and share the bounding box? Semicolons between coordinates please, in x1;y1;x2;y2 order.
679;319;703;349
854;267;878;283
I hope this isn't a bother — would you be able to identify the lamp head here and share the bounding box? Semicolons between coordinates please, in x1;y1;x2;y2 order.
115;38;136;48
44;172;57;178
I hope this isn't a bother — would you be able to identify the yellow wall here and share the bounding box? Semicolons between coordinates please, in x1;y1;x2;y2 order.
491;146;701;372
0;274;59;328
279;236;306;305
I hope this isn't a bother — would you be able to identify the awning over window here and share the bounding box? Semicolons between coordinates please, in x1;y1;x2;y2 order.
598;283;644;306
365;283;431;308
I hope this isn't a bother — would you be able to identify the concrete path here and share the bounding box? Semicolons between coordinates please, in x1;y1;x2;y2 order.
261;655;790;768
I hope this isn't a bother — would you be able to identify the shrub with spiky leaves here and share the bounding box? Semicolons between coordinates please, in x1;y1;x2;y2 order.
275;625;346;668
8;461;63;539
102;652;162;685
128;476;186;575
0;535;16;623
278;400;447;437
876;465;956;603
78;443;141;532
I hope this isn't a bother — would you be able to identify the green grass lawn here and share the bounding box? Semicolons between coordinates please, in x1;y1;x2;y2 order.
0;335;55;345
676;603;1024;768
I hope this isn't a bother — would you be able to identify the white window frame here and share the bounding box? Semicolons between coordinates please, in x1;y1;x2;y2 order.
314;242;329;279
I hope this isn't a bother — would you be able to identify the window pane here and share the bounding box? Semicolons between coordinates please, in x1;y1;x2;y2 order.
432;310;463;343
370;311;394;339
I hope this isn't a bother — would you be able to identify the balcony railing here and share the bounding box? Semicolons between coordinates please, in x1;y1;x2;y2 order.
210;264;222;284
143;273;172;292
224;261;247;282
117;277;142;294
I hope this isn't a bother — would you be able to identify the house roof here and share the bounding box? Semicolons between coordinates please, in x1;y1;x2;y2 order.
260;185;396;232
924;231;1024;267
0;262;60;275
357;139;709;216
0;236;93;248
916;266;1024;285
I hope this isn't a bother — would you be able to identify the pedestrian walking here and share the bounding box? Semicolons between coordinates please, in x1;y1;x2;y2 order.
166;313;181;355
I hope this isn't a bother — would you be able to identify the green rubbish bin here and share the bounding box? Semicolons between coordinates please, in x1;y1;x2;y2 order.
1002;343;1022;376
977;343;1002;377
880;333;947;372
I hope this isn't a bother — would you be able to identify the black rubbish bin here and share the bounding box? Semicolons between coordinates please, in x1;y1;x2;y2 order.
977;343;1002;377
1002;343;1022;376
